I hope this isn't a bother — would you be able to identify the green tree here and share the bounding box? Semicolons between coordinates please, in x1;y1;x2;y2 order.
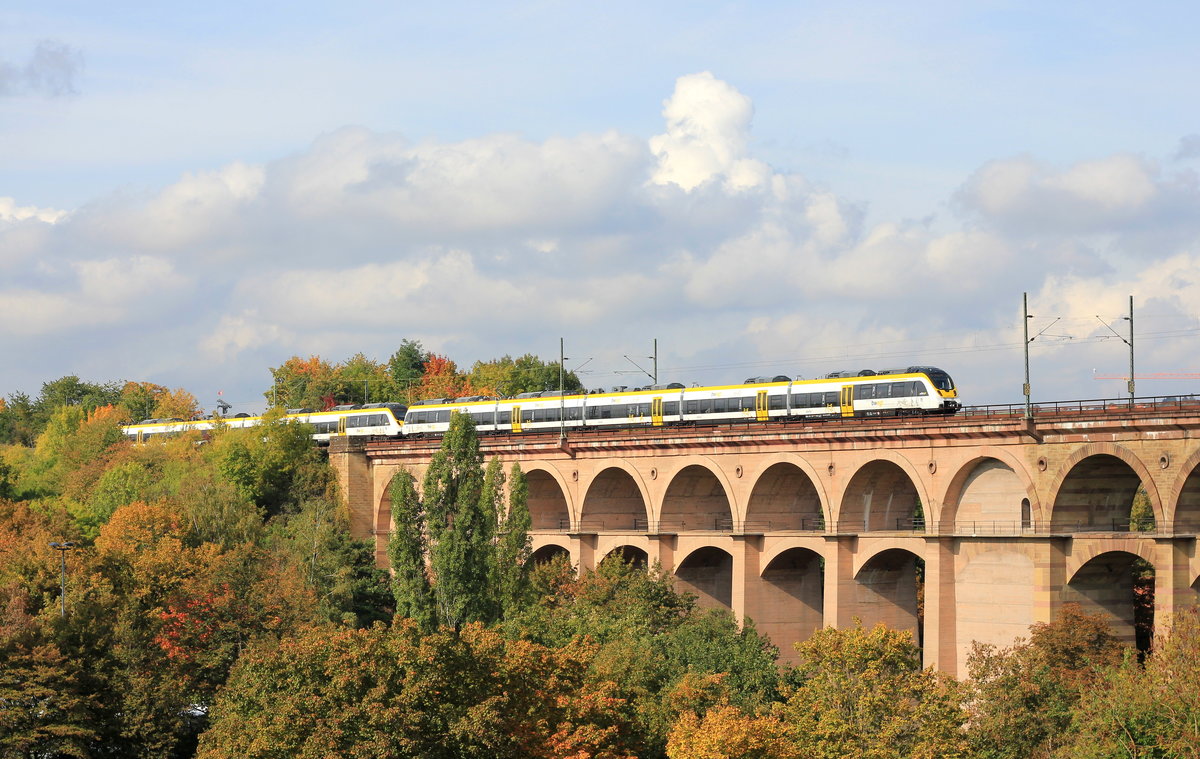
496;463;531;619
1056;606;1200;757
387;468;437;631
468;353;583;397
196;621;636;759
965;603;1125;759
388;338;429;396
776;622;968;759
386;414;531;631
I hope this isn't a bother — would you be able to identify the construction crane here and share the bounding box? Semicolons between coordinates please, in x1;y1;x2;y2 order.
1093;372;1200;380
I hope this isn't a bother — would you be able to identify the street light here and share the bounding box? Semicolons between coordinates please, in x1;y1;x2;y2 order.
48;541;76;617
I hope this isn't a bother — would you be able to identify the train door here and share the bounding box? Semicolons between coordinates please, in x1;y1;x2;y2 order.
511;406;523;432
755;390;769;421
336;416;347;436
839;385;855;417
651;397;664;426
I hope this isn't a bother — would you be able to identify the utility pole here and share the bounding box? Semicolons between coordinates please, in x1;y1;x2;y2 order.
559;338;566;441
49;541;75;617
1023;293;1032;420
1127;295;1135;401
652;338;658;385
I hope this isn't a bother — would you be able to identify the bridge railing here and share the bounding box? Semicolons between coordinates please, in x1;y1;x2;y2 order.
549;517;1200;537
960;394;1200;418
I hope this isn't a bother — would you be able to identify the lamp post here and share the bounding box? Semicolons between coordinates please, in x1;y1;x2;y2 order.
49;541;76;617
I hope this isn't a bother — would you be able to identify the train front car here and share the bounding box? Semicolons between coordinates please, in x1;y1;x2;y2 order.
909;366;960;412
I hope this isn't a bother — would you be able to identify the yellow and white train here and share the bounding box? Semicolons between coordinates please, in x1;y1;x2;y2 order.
402;366;959;435
122;366;959;443
121;402;407;443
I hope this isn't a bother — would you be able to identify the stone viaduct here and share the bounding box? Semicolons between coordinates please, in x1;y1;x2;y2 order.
330;401;1200;676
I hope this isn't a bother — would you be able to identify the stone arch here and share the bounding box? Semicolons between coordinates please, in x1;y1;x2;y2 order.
580;462;651;532
659;462;734;532
853;547;924;647
939;449;1040;528
1064;550;1156;651
530;542;572;565
675;545;734;610
955;546;1036;675
838;453;930;532
601;545;649;567
1167;447;1200;531
745;458;827;531
522;462;573;531
1048;444;1164;531
754;547;825;662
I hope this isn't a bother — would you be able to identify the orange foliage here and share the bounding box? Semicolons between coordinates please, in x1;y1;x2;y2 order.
667;706;800;759
416;353;478;400
152;388;200;420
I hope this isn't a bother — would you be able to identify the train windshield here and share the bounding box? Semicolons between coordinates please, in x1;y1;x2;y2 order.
927;371;955;392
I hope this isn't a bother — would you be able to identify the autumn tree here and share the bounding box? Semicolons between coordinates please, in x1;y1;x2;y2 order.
964;603;1125;759
776;622;969;759
667;705;800;759
468;353;583;398
508;557;781;758
1056;606;1200;757
195;621;636;759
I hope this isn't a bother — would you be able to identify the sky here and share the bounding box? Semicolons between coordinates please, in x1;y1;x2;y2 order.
3;1;1200;413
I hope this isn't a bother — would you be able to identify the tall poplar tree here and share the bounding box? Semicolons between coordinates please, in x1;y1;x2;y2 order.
388;412;531;631
387;469;437;631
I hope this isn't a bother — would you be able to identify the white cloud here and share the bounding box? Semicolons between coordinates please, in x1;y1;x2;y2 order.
0;197;67;224
6;71;1200;409
649;72;770;192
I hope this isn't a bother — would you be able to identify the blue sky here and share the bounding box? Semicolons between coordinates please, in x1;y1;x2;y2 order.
3;1;1200;411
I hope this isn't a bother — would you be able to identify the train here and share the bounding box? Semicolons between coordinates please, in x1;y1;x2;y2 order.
120;366;958;443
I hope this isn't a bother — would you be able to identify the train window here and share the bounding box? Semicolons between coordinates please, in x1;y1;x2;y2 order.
713;398;727;413
437;410;450;423
588;407;600;419
769;395;784;410
664;401;679;415
876;384;892;399
913;382;928;396
638;403;650;416
855;385;875;400
824;392;839;406
743;396;756;410
685;400;698;414
567;407;581;421
699;399;714;413
889;382;910;398
533;409;546;422
522;410;534;422
790;393;806;408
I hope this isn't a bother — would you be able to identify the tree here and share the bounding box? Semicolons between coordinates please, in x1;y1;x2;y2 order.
415;354;477;400
1056;606;1200;757
496;463;531;619
387;468;437;632
776;622;968;759
387;414;531;631
668;705;800;759
195;621;637;759
388;339;429;395
151;387;201;420
965;603;1125;759
507;557;781;758
468;354;583;398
